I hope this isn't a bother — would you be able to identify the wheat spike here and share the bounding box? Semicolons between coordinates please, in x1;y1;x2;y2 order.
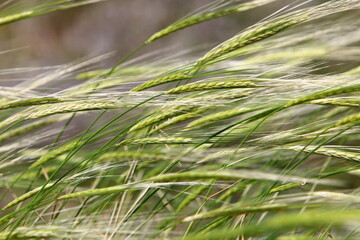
186;108;253;129
128;105;198;132
97;151;170;162
167;81;260;94
311;98;360;107
131;72;191;92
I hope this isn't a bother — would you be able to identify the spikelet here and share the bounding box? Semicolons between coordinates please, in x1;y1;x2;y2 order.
97;151;170;162
166;81;260;94
30;141;79;169
131;72;191;92
0;228;60;239
284;84;360;108
147;170;337;186
2;183;54;210
0;97;61;110
176;184;209;212
182;203;290;222
26;100;119;119
0;117;62;144
128;105;198;132
284;145;360;162
335;112;360;127
311;98;360;107
150;107;212;134
186;108;253;130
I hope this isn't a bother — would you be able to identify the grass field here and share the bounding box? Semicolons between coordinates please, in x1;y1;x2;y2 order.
0;0;359;239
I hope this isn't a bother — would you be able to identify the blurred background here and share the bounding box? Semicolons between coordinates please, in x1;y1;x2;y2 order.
0;0;321;69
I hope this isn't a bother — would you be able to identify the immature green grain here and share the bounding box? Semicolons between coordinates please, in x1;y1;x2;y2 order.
180;210;360;240
191;0;359;70
216;181;245;202
176;184;209;212
269;182;303;194
128;105;198;132
284;145;360;162
26;100;119;119
311;98;360;107
2;183;54;210
0;97;61;110
0;0;103;26
30;141;79;169
59;182;202;199
0;100;119;129
166;81;260;94
116;137;193;146
335;112;360;127
284;84;360;108
0;228;60;239
97;151;170;162
145;0;275;44
182;203;291;222
0;117;62;144
131;72;191;92
186;108;253;129
150;107;212;134
148;170;337;186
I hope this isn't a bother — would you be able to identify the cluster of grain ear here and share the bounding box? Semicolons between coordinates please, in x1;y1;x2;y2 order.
191;0;360;71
